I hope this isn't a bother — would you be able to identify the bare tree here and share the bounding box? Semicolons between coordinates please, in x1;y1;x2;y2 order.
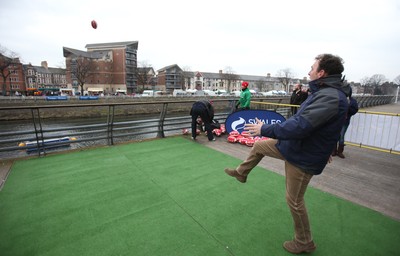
380;82;397;95
0;45;19;96
135;61;154;92
221;66;239;92
359;76;372;95
394;75;400;86
276;68;294;92
369;74;387;87
70;57;95;95
369;74;387;95
255;79;266;92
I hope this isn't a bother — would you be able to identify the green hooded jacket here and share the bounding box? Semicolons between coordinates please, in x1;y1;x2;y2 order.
238;88;251;109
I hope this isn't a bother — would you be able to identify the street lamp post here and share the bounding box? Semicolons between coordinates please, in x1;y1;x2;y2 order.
9;75;12;96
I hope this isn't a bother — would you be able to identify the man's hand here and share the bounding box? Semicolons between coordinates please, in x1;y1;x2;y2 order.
244;117;263;136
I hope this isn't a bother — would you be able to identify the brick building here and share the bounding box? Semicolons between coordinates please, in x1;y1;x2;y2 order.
23;61;67;95
178;67;297;94
0;54;25;96
156;64;184;93
63;41;138;95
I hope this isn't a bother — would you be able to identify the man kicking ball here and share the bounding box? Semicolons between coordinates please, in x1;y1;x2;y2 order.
225;53;351;254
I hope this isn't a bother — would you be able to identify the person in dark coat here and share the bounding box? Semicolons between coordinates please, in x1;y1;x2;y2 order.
332;88;359;158
224;54;351;254
190;100;215;141
290;84;308;115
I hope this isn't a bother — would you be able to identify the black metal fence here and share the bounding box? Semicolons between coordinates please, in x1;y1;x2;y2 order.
0;99;234;159
0;95;395;160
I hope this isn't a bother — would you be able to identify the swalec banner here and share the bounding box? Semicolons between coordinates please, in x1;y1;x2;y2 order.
225;110;286;134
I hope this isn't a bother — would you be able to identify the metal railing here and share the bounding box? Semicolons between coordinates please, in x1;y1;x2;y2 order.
0;99;233;159
252;96;400;154
345;110;400;154
0;95;397;159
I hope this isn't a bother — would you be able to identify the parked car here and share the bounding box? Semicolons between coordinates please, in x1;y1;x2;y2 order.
215;89;228;95
249;89;258;96
261;90;279;96
141;90;164;97
230;91;241;97
203;90;217;96
114;89;127;95
218;92;230;97
173;89;187;96
141;90;154;97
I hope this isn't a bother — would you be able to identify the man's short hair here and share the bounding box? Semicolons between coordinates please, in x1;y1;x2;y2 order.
315;54;344;76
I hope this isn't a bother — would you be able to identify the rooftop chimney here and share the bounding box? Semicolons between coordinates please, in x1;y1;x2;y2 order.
41;61;48;69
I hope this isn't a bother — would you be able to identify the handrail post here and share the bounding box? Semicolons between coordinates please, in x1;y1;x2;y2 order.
228;100;237;113
275;99;283;112
157;103;168;138
31;108;46;157
107;105;115;145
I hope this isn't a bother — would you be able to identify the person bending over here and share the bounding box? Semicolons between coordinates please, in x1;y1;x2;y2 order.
190;100;215;141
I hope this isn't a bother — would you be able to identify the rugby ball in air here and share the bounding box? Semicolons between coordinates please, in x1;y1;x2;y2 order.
91;20;97;29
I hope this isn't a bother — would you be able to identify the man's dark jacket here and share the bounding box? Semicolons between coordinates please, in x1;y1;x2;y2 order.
190;100;214;121
261;75;351;175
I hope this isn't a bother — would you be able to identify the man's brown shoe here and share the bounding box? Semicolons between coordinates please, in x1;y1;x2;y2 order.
283;240;316;254
224;168;247;183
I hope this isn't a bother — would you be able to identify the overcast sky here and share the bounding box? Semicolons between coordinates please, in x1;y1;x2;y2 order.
1;0;399;83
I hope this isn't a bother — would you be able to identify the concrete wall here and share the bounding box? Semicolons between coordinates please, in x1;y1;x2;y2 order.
0;95;394;121
0;96;238;121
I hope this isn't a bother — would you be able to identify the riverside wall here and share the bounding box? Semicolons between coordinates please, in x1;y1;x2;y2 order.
0;96;247;121
0;95;394;121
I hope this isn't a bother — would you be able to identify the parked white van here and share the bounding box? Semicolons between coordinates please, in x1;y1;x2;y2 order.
173;89;187;96
141;90;154;97
203;90;217;96
261;90;279;96
142;90;164;97
216;89;229;96
115;89;127;95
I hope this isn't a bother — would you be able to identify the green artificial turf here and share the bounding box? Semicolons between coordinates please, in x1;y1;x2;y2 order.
0;137;399;255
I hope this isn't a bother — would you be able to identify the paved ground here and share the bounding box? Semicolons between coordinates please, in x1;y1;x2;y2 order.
196;102;400;221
